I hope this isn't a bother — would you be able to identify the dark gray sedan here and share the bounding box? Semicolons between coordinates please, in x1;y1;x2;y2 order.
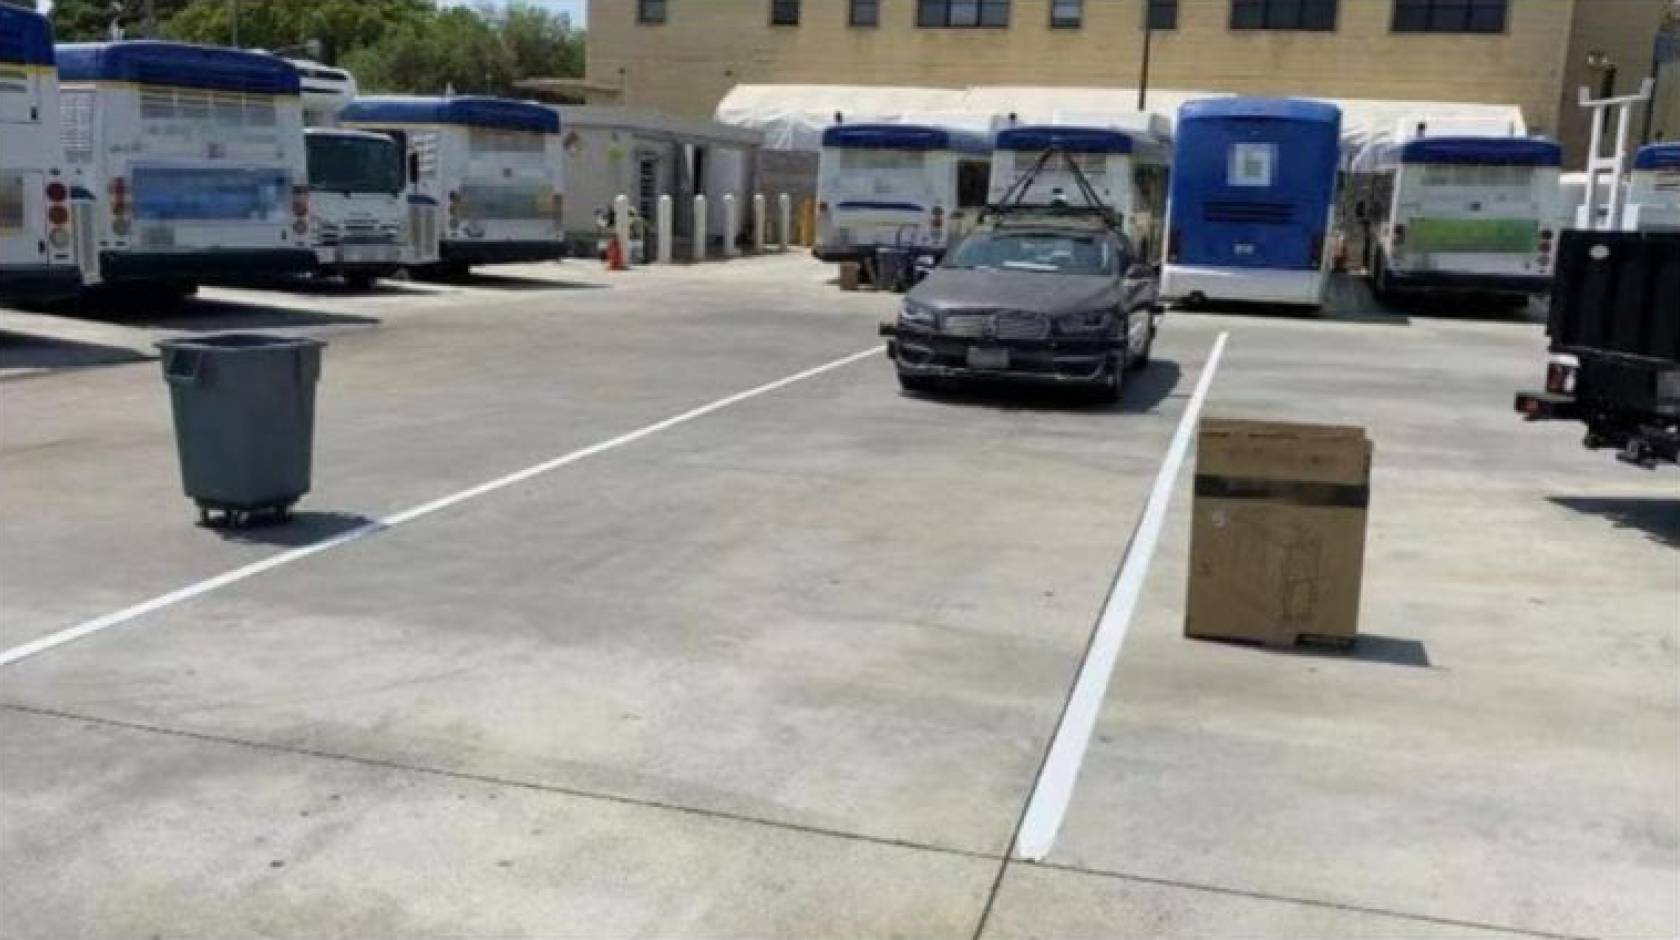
882;218;1159;402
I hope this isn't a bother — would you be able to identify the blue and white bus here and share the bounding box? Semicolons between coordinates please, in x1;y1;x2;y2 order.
989;124;1173;263
339;96;565;277
814;124;993;263
1625;142;1680;232
56;41;315;295
0;5;79;301
1361;136;1562;300
1161;98;1342;309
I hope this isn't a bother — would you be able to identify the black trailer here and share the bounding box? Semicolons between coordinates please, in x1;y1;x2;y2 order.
1515;230;1680;467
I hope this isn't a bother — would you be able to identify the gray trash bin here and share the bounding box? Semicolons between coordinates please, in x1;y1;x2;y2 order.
157;334;325;526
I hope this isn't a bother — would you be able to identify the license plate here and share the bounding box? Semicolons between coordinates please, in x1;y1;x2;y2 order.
967;346;1009;370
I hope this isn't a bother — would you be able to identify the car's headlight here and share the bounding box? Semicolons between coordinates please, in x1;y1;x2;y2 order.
900;299;937;329
1055;309;1115;336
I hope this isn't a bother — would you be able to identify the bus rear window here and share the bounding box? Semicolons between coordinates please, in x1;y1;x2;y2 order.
132;166;289;221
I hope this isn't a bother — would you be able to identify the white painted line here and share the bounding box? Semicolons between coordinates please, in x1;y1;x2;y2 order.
0;346;885;668
1012;331;1229;862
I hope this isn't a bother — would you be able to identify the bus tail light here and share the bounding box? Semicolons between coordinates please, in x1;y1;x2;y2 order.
290;185;309;218
107;177;130;236
448;190;462;230
45;181;71;249
817;201;829;216
1538;228;1554;267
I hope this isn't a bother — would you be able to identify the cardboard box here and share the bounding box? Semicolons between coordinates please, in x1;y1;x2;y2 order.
1186;418;1372;648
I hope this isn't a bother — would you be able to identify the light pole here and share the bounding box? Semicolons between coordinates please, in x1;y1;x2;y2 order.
1137;3;1155;112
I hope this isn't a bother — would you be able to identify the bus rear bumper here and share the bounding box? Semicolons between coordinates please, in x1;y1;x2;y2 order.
439;239;567;266
98;249;318;284
1382;269;1551;295
0;265;82;301
1161;264;1326;307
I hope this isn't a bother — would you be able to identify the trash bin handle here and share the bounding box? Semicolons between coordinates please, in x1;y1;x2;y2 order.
163;348;205;386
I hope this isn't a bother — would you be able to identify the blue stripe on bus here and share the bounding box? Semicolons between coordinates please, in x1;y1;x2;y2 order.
0;5;54;67
821;124;991;155
56;41;299;95
1398;136;1562;167
1634;142;1680;171
836;201;925;212
995;125;1135;155
340;96;560;135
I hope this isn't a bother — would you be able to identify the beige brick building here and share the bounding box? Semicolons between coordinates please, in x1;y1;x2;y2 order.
581;0;1678;165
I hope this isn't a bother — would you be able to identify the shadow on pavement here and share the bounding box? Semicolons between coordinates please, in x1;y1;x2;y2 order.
77;297;382;332
0;330;151;373
1547;495;1680;549
901;358;1183;416
207;510;380;547
1203;633;1433;668
427;272;608;291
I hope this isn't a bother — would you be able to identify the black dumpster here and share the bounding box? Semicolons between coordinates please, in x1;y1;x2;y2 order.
157;334;325;526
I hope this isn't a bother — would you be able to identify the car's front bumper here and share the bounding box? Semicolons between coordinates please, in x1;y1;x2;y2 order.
884;325;1120;385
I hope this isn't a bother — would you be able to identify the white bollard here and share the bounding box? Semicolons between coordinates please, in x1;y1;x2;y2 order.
778;193;792;251
613;194;631;266
693;194;708;262
722;194;739;258
656;195;673;264
752;193;766;254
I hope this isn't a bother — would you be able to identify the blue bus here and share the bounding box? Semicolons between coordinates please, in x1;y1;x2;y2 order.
1161;98;1342;309
55;42;317;295
1;5;80;300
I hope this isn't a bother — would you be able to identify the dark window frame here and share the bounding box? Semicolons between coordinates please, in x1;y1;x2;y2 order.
849;0;880;27
1050;0;1082;29
637;0;666;25
1391;0;1507;34
1146;0;1178;30
770;0;800;26
1230;0;1339;31
917;0;1012;29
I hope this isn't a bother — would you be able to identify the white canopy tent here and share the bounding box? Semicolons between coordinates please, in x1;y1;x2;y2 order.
715;83;1528;158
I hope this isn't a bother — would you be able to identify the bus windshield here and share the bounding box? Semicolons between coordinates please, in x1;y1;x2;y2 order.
308;135;403;195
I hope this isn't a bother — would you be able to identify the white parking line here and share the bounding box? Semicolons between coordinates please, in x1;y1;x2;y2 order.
0;346;885;669
1012;331;1229;862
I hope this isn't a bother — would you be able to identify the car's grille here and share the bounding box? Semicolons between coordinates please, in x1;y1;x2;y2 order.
941;313;991;337
996;311;1049;340
937;310;1050;341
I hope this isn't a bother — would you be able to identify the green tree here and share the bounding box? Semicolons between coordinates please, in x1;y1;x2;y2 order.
342;3;582;97
50;0;193;41
162;0;430;64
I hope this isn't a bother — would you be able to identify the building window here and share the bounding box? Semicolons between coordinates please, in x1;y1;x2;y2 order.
1147;0;1178;29
1231;0;1338;30
918;0;1011;28
1050;0;1082;28
770;0;800;26
637;0;666;25
849;0;879;26
1392;0;1507;33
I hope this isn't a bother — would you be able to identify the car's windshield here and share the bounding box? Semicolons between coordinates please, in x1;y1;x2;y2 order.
307;135;404;195
945;230;1119;275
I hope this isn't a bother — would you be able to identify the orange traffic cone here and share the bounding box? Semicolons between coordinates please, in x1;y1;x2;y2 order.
606;236;626;271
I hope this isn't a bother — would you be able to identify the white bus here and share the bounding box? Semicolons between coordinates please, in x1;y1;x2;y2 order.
814;123;992;264
989;124;1173;263
1360;136;1562;301
304;128;407;287
1625;142;1680;232
290;58;355;127
339;95;565;277
0;5;79;301
56;41;316;296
